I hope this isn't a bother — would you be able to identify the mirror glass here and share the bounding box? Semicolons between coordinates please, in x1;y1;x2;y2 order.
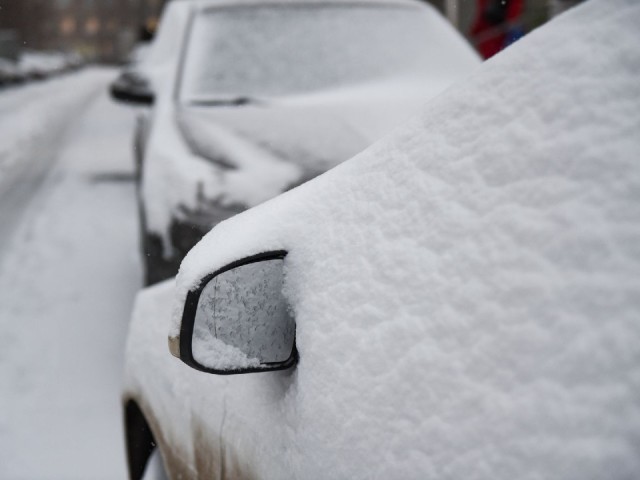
192;259;295;371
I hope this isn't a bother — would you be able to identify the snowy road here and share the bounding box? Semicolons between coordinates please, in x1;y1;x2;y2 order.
0;70;142;479
0;72;104;256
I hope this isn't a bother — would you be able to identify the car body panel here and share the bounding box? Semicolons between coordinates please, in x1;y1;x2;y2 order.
129;0;639;477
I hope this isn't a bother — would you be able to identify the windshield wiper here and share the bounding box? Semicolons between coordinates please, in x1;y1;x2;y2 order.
189;96;263;107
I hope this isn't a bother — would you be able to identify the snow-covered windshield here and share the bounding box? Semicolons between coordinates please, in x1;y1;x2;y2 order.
180;4;438;102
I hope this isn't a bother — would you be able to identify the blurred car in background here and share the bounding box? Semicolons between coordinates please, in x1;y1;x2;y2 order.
0;57;24;86
110;0;480;285
123;0;640;478
19;51;66;80
0;50;83;87
127;42;152;66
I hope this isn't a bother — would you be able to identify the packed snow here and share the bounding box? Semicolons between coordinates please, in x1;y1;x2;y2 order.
0;70;140;478
192;336;262;370
0;71;109;258
131;0;640;477
0;71;103;183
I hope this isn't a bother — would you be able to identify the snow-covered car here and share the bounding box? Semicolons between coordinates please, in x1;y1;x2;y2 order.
110;0;479;285
127;42;152;66
17;50;73;80
0;57;24;86
123;0;640;478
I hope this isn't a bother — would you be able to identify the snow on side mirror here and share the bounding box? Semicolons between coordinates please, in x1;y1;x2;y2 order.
172;251;297;374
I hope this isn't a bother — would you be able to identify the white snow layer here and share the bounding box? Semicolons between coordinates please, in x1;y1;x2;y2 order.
128;0;640;478
0;70;140;478
0;71;104;183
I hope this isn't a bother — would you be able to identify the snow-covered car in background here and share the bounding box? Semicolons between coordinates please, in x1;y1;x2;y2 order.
1;51;82;89
123;0;640;478
110;0;479;285
0;57;24;86
18;51;59;80
16;50;80;81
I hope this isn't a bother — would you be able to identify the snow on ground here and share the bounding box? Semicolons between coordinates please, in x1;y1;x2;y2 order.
0;70;141;479
0;70;112;256
0;70;105;179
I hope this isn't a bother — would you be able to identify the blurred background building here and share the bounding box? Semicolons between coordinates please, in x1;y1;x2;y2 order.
0;0;167;62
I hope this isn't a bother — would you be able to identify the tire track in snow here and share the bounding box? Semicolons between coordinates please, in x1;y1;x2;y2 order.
0;69;112;261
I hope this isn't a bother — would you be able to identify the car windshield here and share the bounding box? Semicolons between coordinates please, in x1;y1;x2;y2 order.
180;4;440;103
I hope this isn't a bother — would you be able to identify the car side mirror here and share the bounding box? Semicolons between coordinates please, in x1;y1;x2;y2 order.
171;251;297;374
109;70;154;105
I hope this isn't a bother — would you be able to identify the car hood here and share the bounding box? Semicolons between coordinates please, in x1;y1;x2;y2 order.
176;81;449;179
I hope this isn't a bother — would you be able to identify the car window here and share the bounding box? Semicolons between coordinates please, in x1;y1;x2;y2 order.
179;4;451;102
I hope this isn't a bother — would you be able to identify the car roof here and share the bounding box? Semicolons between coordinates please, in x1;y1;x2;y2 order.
178;0;425;10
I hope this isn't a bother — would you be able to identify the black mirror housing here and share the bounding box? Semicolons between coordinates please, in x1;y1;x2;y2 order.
109;71;154;106
175;251;297;375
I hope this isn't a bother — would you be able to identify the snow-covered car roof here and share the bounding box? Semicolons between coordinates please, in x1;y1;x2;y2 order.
165;0;640;475
179;0;423;9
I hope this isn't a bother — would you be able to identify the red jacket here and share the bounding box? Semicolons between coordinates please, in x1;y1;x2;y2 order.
470;0;524;59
